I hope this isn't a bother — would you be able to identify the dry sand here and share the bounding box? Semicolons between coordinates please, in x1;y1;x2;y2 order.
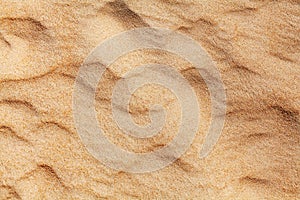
0;0;299;199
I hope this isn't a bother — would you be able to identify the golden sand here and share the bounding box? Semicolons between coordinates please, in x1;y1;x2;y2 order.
0;0;299;199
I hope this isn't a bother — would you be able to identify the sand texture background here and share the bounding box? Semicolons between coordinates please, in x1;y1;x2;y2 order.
0;0;299;199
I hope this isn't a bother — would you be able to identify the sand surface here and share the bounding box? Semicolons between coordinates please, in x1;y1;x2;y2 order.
0;0;299;199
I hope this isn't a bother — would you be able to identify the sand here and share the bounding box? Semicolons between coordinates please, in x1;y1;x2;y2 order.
0;0;299;199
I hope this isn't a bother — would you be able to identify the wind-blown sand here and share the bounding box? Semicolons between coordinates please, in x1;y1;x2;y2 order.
0;0;299;199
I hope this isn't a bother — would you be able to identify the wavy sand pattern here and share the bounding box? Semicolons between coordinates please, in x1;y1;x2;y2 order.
0;0;299;199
